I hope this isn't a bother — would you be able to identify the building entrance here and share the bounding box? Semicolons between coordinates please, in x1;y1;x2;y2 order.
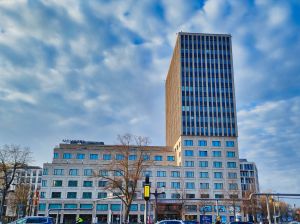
157;203;182;220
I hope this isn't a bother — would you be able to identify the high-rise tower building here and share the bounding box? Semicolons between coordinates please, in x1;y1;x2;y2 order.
166;32;237;147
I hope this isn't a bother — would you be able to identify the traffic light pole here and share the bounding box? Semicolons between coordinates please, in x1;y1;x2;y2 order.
143;175;150;224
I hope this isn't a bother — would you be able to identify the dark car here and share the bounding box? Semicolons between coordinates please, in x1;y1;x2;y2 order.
230;222;253;224
9;216;54;224
156;221;184;224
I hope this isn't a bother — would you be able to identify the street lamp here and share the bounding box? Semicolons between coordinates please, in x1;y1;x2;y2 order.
151;189;165;223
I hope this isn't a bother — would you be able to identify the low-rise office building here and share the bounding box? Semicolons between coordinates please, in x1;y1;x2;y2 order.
38;138;242;223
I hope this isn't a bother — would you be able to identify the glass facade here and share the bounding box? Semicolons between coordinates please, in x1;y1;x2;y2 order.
180;33;237;137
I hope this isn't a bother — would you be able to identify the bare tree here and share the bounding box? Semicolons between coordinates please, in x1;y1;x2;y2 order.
95;134;151;223
241;188;260;222
9;184;31;218
0;145;32;218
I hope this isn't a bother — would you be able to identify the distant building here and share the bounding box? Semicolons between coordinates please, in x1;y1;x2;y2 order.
239;159;260;195
5;166;42;217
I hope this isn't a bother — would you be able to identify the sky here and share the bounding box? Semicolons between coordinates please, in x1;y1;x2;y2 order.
0;0;299;204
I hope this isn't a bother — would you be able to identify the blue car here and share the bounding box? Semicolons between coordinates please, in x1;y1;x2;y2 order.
9;216;54;224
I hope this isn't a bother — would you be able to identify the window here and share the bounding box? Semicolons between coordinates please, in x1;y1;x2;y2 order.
53;169;64;175
185;161;194;167
201;194;210;199
65;204;77;209
213;161;222;168
143;171;152;177
154;155;163;161
184;150;194;156
103;154;111;160
185;205;197;211
39;204;46;211
171;171;180;177
156;181;166;188
140;204;145;211
227;162;237;168
228;172;237;179
143;154;150;161
80;204;93;209
200;183;209;189
97;204;108;211
98;192;107;199
212;141;221;147
84;169;93;176
98;181;108;187
42;180;47;187
199;151;208;157
198;140;207;146
186;182;195;189
40;192;46;198
167;156;175;161
77;153;85;159
129;155;137;160
200;172;209;178
69;169;78;176
63;153;72;159
82;192;92;199
183;140;193;146
199;161;208;167
111;204;121;211
116;154;124;160
214;183;223;189
67;192;77;199
212;151;222;157
53;153;59;159
227;151;236;157
215;194;224;199
51;192;61;198
157;171;166;177
158;193;166;199
185;171;194;178
229;183;238;190
214;172;223;179
114;170;123;176
83;181;93;187
68;180;78;187
48;204;62;209
226;141;235;147
90;154;98;160
99;170;108;176
171;193;181;199
43;168;48;175
130;204;138;211
53;180;62;187
171;182;180;189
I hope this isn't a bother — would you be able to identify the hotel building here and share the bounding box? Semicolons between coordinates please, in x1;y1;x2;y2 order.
38;32;258;223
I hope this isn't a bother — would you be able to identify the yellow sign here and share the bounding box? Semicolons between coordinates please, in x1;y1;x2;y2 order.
144;185;150;200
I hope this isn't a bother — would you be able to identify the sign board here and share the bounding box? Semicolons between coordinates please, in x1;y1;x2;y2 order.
200;215;212;224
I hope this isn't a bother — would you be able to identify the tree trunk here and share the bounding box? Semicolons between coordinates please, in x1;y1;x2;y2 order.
1;189;7;219
124;205;130;224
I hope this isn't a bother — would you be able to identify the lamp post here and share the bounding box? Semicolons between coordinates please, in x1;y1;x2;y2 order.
151;189;165;223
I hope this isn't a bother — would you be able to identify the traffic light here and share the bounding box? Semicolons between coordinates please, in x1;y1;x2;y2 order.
144;174;150;201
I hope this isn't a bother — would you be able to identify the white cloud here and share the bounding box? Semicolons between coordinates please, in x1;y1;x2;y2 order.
238;97;300;193
0;88;37;104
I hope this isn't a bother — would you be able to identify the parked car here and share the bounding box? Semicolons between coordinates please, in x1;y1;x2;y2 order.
156;220;185;224
230;222;253;224
9;216;54;224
